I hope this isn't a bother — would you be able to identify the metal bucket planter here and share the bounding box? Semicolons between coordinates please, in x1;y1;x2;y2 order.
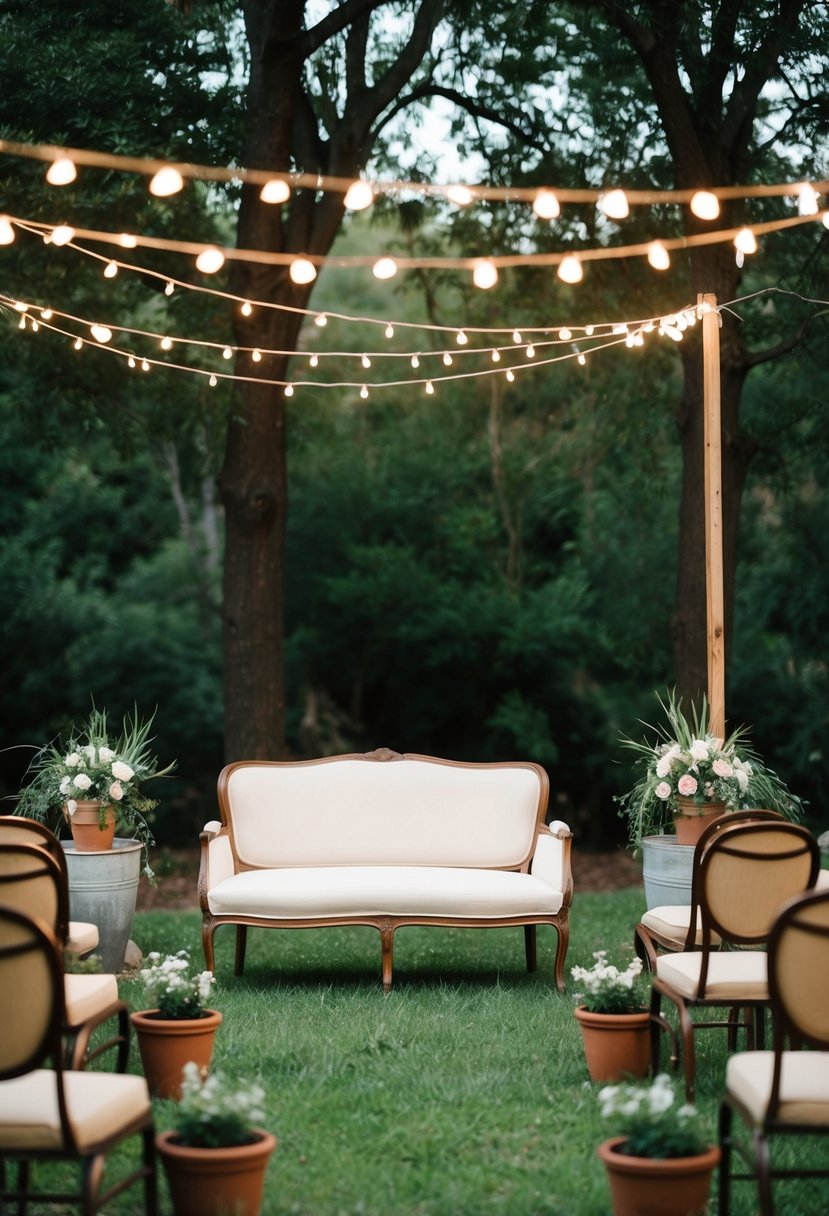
61;838;142;972
641;835;694;910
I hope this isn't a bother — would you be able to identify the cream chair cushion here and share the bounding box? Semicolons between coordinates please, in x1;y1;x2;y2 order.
656;950;768;999
0;1070;151;1150
63;974;119;1026
640;905;722;946
726;1050;829;1125
66;920;99;955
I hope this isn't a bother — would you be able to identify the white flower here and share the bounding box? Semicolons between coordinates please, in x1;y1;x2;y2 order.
73;773;93;791
109;781;124;801
99;746;115;762
83;744;97;764
111;760;134;782
690;739;709;762
64;751;81;768
655;755;673;778
736;769;749;793
66;799;77;816
60;776;71;793
712;758;733;778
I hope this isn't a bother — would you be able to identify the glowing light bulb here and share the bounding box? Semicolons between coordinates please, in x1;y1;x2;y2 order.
361;354;371;368
309;353;319;367
260;179;290;204
90;324;112;344
49;225;75;246
252;349;262;362
160;336;173;351
196;246;225;274
734;227;757;268
74;337;83;350
797;183;820;215
512;330;522;343
425;381;434;395
385;324;394;339
373;257;398;280
284;383;294;397
46;157;77;186
165;281;175;296
209;374;218;387
532;190;560;220
524;344;535;358
823;212;829;230
141;359;150;370
557;255;583;284
472;259;498;289
443;352;453;366
40;309;53;320
411;355;420;369
344;180;373;210
240;301;253;316
491;349;501;363
456;331;468;346
447;185;473;207
690;191;719;220
577;352;586;366
13;301;27;312
18;315;25;330
506;369;515;382
585;325;594;336
558;327;572;340
128;356;136;368
103;260;119;278
0;215;15;244
314;313;328;326
223;347;232;360
647;241;671;270
290;257;317;284
360;385;369;399
149;167;184;197
118;233;137;248
598;189;629;219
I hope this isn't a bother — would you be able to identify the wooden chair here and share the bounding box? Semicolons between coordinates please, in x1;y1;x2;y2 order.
634;809;784;972
0;906;157;1215
650;818;820;1101
0;841;129;1070
0;816;99;956
718;887;829;1215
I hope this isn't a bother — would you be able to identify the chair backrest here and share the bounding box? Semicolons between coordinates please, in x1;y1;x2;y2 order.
0;818;71;941
0;841;66;942
0;905;64;1080
768;888;829;1049
697;819;819;948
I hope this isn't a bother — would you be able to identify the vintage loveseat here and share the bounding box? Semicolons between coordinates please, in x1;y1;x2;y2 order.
199;749;573;990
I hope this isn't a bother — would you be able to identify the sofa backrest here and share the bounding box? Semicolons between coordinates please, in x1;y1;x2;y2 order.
218;753;549;871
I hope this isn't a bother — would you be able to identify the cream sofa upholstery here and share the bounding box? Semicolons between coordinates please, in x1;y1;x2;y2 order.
199;750;573;991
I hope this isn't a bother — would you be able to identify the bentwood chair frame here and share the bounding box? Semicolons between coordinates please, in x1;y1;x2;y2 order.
718;887;829;1215
0;906;157;1215
650;818;820;1101
0;840;129;1070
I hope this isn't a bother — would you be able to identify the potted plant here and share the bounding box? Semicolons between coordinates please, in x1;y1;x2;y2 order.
616;689;803;852
596;1072;719;1216
156;1061;277;1216
131;949;222;1099
571;950;650;1081
15;705;176;878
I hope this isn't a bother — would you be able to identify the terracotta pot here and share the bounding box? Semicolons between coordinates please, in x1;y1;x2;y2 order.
574;1006;651;1082
597;1136;720;1216
157;1128;276;1216
131;1008;223;1099
672;799;726;846
64;801;116;851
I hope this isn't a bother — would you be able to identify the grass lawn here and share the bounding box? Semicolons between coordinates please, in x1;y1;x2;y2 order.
27;888;829;1213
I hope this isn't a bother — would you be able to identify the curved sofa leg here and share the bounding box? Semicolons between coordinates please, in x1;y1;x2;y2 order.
202;918;216;972
552;910;570;993
380;924;395;993
524;925;538;973
234;925;248;976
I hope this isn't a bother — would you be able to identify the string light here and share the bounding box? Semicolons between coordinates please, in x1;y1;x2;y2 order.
734;226;757;268
260;179;291;204
344;180;374;211
558;327;572;340
309;353;319;367
599;189;629;220
149;167;184;197
491;349;501;362
361;354;371;368
73;337;82;350
443;352;453;366
49;225;75;246
223;347;233;359
797;183;820;215
512;330;522;343
289;257;316;284
472;259;498;289
0;215;14;244
558;255;583;284
240;301;253;316
103;260;118;278
456;331;468;345
532;189;560;219
446;185;473;206
209;373;218;386
647;241;671;270
314;313;328;326
118;232;137;248
141;358;150;370
195;246;226;274
165;281;175;296
425;381;434;395
360;385;369;399
373;257;398;280
411;355;420;368
506;369;515;382
251;348;262;362
690;190;719;220
284;383;294;397
385;323;394;338
90;324;112;343
160;336;173;350
45;157;77;186
526;344;535;358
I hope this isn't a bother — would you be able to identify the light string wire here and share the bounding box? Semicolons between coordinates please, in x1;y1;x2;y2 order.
1;137;828;208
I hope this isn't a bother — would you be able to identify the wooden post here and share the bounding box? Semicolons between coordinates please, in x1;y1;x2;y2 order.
700;292;725;739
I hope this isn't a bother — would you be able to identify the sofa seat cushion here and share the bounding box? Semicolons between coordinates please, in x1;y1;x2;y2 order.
208;865;564;920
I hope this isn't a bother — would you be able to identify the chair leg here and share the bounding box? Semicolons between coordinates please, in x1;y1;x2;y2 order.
717;1099;732;1216
676;1000;697;1101
754;1127;774;1216
649;987;663;1075
380;925;394;993
234;925;248;976
524;924;537;973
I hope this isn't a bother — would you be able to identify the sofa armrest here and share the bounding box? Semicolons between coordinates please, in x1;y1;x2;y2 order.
530;821;573;905
198;821;235;911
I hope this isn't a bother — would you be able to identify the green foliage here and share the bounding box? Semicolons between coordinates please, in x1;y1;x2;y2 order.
598;1073;709;1160
172;1061;267;1148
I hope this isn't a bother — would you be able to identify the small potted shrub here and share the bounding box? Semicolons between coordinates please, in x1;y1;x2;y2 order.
596;1072;719;1216
571;950;650;1081
156;1061;277;1216
131;949;221;1099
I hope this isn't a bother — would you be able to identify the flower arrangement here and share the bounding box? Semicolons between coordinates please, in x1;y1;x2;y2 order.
139;950;215;1020
15;706;175;877
172;1061;267;1148
571;950;647;1014
615;689;803;851
598;1072;709;1159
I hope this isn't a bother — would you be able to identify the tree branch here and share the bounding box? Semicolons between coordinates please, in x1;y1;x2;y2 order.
745;307;829;370
373;81;549;154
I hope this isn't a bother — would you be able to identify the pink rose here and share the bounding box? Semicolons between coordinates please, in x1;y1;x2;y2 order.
678;774;698;796
655;781;672;800
712;758;733;778
108;781;124;801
